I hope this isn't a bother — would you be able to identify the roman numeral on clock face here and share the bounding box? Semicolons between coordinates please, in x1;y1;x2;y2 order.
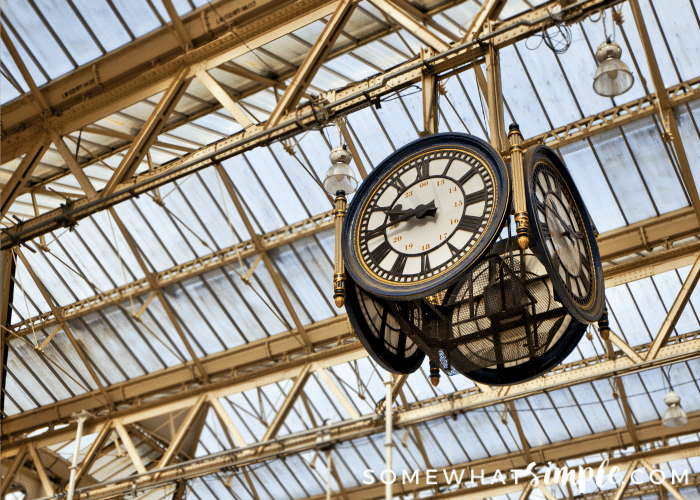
457;215;484;233
369;240;392;265
415;158;430;181
420;253;431;274
391;254;408;275
387;176;405;193
464;188;487;206
458;168;477;185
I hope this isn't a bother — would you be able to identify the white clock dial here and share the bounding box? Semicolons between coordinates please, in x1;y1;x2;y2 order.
524;144;604;324
357;149;495;284
343;133;510;300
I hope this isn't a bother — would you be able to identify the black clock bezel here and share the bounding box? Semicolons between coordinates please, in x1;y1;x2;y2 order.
523;144;605;324
344;274;425;374
343;133;510;300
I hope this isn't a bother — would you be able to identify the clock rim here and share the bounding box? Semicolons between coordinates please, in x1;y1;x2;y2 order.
344;274;426;374
463;317;587;386
523;144;605;324
343;132;510;300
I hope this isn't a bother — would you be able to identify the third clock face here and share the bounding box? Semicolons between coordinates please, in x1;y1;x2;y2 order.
344;133;510;299
524;144;605;324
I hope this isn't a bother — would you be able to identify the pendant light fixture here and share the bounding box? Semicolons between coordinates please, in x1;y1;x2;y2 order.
662;365;688;428
593;39;634;97
663;390;689;428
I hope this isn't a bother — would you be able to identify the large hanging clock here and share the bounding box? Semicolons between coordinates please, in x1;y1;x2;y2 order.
523;145;605;324
344;274;425;374
343;133;510;299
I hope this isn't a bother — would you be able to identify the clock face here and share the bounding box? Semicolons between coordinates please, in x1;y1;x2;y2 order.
344;274;425;374
524;145;605;324
343;133;509;299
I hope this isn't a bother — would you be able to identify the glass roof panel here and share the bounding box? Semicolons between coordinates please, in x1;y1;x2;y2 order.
676;99;700;186
1;2;73;80
513;39;583;128
33;0;103;66
69;0;132;52
110;0;162;39
589;127;658;223
621;115;688;214
606;283;654;345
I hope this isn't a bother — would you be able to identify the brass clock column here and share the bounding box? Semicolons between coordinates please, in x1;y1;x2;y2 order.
509;123;530;250
324;145;358;308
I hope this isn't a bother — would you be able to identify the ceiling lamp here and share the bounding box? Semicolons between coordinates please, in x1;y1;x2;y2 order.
324;144;357;308
662;390;688;428
593;40;634;97
324;146;357;196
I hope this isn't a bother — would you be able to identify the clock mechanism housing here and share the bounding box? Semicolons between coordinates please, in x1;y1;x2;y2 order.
388;238;587;385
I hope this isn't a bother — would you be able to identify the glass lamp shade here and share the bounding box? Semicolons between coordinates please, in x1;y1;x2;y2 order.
324;146;357;195
662;390;689;428
593;41;634;97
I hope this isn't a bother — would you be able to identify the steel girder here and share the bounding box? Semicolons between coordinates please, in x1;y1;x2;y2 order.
8;202;700;341
0;0;627;251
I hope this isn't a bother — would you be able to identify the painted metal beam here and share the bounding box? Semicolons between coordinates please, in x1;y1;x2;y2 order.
267;0;358;128
13;248;114;408
1;315;353;442
39;411;700;500
10;200;699;342
261;364;312;442
646;253;700;360
0;29;50;114
48;130;97;198
162;0;193;50
369;0;449;52
7;321;700;459
0;0;341;163
196;69;254;129
0;0;624;250
102;68;191;196
460;0;508;43
628;0;700;226
0;140;50;219
107;207;210;381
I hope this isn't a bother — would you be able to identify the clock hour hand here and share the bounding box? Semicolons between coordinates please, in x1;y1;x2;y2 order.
545;203;583;240
367;201;438;238
387;201;437;223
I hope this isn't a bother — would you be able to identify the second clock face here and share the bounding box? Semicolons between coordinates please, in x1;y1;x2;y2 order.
344;133;510;299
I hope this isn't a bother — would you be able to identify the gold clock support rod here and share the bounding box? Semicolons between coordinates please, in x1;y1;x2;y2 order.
508;123;529;250
333;193;348;308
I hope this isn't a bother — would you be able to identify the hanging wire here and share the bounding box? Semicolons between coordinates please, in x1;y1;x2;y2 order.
10;251;39;346
149;180;290;329
106;211;138;314
205;0;277;76
524;6;573;54
590;7;616;42
36;245;187;363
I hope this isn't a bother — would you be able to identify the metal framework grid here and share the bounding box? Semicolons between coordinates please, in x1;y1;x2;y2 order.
4;0;700;499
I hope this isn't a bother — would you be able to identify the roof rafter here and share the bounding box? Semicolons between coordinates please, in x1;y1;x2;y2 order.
267;0;358;128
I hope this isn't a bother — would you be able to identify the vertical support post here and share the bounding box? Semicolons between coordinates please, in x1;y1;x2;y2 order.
421;48;439;136
508;124;529;250
384;371;393;500
333;192;348;308
0;250;12;418
485;31;506;151
67;410;93;500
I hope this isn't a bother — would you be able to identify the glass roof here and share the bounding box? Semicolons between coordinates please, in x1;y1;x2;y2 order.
4;0;700;499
